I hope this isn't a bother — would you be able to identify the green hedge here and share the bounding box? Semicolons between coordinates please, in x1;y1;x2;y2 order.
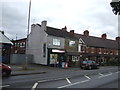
107;59;120;66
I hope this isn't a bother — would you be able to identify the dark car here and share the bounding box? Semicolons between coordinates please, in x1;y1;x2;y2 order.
80;60;99;70
0;63;11;76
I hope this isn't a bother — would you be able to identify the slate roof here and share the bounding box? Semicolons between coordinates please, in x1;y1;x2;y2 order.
46;26;77;39
74;34;119;49
37;24;119;49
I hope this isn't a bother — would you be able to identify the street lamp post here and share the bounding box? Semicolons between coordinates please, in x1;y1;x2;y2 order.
24;0;31;70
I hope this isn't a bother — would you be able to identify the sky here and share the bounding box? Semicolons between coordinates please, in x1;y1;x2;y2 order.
0;0;119;40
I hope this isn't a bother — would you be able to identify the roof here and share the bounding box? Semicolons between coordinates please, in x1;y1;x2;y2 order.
11;38;27;42
37;24;77;39
75;34;119;49
0;31;13;45
37;24;119;49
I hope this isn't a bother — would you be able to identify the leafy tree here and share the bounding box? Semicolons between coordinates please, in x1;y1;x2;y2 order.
110;0;120;15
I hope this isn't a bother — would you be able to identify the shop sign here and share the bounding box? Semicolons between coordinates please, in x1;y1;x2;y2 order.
52;49;65;53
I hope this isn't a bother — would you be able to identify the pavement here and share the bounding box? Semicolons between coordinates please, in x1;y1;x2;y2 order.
9;64;117;76
9;64;81;76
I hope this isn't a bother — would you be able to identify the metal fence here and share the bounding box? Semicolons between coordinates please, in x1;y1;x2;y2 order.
10;54;33;64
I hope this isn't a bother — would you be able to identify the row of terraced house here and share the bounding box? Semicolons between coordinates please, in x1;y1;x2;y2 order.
26;20;120;67
3;20;120;67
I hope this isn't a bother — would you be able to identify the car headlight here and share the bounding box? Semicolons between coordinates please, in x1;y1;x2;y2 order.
8;66;11;69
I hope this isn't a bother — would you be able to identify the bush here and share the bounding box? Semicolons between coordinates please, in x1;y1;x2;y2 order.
107;59;119;66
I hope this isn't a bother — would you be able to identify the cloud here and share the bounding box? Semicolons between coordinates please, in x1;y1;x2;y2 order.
0;0;118;40
1;1;29;39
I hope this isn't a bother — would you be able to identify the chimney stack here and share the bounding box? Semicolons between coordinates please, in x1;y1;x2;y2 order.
83;30;89;36
41;20;47;31
102;33;107;39
69;30;74;35
116;37;120;41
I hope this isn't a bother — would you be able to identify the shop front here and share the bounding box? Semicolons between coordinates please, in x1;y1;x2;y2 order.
67;52;80;67
47;48;66;67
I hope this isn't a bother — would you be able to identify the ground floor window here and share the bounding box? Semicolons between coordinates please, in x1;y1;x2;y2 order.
50;54;58;65
68;55;80;67
72;56;79;62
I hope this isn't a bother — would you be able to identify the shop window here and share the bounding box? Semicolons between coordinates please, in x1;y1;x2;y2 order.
50;54;58;64
69;40;75;47
72;56;79;62
53;39;60;46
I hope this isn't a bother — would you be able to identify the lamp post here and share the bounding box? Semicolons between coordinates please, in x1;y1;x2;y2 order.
24;0;31;70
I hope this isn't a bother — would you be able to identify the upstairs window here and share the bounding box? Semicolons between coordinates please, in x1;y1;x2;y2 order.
53;39;60;46
98;48;102;54
91;47;94;53
69;40;75;47
116;50;118;55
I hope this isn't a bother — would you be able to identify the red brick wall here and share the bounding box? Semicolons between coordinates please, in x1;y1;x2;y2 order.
88;47;92;53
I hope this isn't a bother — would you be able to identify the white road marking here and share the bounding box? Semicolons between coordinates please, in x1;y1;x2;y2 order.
98;72;112;78
38;79;50;83
58;79;89;88
31;82;38;90
37;78;64;83
0;85;10;88
84;75;91;79
99;73;104;76
66;78;71;84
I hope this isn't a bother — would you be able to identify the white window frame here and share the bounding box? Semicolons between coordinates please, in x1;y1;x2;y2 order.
69;40;75;47
53;39;61;46
91;47;94;53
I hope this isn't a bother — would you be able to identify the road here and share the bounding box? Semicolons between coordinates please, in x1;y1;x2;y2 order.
2;66;119;89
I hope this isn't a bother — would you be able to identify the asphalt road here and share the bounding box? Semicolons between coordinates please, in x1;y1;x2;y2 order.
2;66;119;89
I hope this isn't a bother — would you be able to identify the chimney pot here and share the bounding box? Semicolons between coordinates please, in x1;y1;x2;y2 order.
83;30;89;36
69;30;74;35
116;37;120;41
102;33;107;39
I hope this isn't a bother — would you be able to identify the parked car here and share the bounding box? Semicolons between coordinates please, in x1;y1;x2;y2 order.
80;60;99;70
0;63;11;76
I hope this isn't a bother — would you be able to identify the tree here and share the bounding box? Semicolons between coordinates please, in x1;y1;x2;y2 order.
110;0;120;15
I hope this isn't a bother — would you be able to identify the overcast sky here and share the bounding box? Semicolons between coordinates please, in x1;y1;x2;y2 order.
0;0;119;40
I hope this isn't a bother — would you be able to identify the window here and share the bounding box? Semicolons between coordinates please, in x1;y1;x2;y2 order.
104;49;108;54
78;44;82;52
116;50;118;55
91;47;94;53
86;47;89;53
69;40;75;47
43;43;46;57
110;50;113;55
72;56;79;62
98;48;102;54
53;39;60;46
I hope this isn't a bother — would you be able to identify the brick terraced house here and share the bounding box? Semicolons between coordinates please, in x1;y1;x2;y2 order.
11;38;26;54
27;20;120;67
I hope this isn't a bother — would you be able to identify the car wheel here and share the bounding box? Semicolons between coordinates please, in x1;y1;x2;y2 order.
89;66;92;70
